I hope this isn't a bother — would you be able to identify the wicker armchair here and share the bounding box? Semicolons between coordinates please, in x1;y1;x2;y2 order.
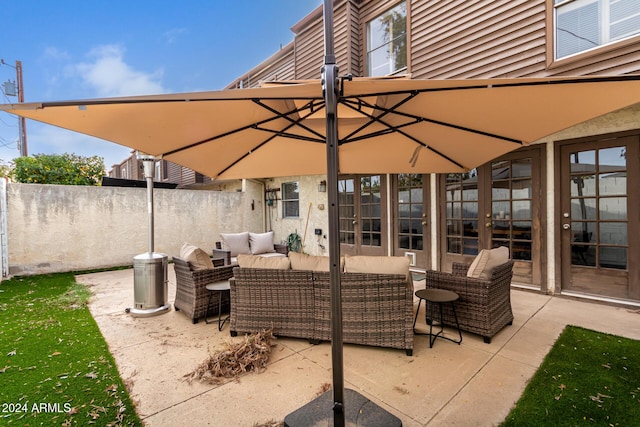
173;257;234;324
424;260;514;343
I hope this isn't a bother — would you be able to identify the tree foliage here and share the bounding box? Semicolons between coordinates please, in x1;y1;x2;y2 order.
14;153;105;185
0;160;14;180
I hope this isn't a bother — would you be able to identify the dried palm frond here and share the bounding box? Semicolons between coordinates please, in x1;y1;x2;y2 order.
252;421;284;427
184;328;275;384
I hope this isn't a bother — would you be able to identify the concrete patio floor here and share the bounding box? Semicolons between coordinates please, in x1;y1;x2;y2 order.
77;266;640;427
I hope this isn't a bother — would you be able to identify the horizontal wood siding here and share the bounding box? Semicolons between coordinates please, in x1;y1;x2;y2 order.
549;42;640;76
409;0;640;78
411;0;547;78
248;50;295;86
334;2;352;74
234;0;640;85
346;1;362;76
293;0;361;79
166;162;182;184
294;16;325;80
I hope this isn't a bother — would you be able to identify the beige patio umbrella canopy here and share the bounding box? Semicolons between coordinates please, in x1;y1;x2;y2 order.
4;70;640;426
3;75;640;180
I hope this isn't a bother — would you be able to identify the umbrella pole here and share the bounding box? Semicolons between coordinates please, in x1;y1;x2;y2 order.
285;2;401;425
322;0;345;425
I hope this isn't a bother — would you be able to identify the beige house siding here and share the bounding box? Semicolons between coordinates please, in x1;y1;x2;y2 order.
229;43;297;89
280;0;640;80
293;12;326;79
410;1;546;78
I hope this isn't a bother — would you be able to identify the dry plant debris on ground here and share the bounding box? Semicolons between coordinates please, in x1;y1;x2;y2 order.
252;383;332;427
184;328;275;384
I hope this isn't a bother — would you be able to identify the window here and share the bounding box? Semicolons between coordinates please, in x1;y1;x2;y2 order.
155;160;161;181
554;0;640;59
282;182;299;218
366;2;407;76
445;170;479;256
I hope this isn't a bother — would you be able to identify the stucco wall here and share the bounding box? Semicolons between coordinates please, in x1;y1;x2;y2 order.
265;174;330;256
6;182;264;275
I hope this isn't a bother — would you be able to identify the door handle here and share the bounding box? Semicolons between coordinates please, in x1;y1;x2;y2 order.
422;221;427;226
486;222;492;228
562;224;570;230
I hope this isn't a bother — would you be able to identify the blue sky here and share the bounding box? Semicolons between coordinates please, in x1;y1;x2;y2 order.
0;0;322;169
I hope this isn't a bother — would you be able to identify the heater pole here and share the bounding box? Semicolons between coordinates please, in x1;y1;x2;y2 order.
138;153;156;253
146;171;154;253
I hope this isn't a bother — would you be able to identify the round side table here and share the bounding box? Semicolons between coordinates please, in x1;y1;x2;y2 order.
205;280;231;331
413;288;462;348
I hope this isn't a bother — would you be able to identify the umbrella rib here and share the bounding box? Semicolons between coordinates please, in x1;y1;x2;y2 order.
252;99;326;141
251;127;325;143
164;100;323;157
215;100;327;177
339;92;417;141
340;97;522;144
337;100;474;170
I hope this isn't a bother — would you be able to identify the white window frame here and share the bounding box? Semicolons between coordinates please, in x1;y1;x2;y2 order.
554;0;640;60
366;1;407;76
282;181;300;218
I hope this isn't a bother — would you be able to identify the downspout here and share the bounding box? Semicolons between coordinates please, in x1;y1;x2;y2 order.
261;180;267;231
430;173;438;269
386;174;392;256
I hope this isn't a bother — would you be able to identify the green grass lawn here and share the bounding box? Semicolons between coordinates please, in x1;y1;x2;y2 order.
502;325;640;426
0;273;141;426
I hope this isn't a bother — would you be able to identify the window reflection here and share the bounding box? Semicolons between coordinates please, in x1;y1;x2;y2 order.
445;170;477;255
569;147;628;269
490;158;533;261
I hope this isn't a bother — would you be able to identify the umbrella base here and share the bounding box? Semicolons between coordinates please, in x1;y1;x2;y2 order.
284;388;402;427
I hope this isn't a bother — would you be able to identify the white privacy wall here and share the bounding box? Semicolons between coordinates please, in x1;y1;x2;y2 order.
5;182;264;276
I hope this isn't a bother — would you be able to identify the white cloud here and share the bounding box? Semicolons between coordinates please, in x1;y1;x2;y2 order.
75;45;166;97
43;47;71;61
27;122;133;170
164;28;187;44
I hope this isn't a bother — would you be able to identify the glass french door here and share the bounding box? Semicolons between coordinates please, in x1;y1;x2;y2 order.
440;147;543;286
339;175;387;256
559;136;640;300
394;174;430;268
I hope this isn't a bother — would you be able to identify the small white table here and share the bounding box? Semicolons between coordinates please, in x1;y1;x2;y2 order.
205;280;231;331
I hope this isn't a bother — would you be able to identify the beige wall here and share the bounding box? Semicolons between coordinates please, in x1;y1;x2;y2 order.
6;182;264;275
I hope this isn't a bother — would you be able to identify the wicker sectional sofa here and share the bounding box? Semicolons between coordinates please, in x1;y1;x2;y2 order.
229;253;414;356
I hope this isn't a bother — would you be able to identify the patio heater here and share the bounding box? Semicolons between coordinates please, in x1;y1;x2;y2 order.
126;152;170;317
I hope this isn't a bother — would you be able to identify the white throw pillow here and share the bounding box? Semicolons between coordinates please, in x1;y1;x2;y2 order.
468;246;509;280
249;231;275;255
220;232;251;257
467;249;490;278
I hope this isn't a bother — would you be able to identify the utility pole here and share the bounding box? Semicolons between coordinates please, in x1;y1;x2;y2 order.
1;59;27;156
16;61;27;157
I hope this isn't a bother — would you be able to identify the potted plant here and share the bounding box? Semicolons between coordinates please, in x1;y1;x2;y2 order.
286;231;303;253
